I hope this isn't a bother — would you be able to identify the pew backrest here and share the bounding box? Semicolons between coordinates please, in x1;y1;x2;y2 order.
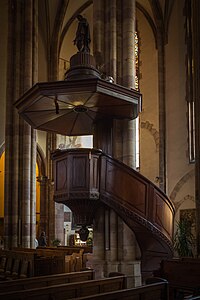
0;249;35;278
73;281;169;300
0;275;127;300
0;269;94;292
157;259;200;290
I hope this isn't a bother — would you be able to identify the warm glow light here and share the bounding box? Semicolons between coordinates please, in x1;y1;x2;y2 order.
73;101;85;107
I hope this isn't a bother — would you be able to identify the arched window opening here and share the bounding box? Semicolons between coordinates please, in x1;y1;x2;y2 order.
0;152;5;240
185;0;195;163
135;29;140;170
57;135;93;150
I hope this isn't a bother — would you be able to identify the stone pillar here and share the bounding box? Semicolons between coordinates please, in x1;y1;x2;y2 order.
4;0;20;249
55;202;65;245
90;206;106;279
45;1;69;244
30;132;37;248
109;210;118;261
92;0;141;288
46;132;56;245
119;0;142;287
93;0;104;60
104;209;119;275
192;0;200;255
37;176;48;236
21;0;37;248
157;32;166;192
118;220;141;287
121;0;136;168
4;0;38;249
30;0;38;248
93;0;137;164
110;0;117;80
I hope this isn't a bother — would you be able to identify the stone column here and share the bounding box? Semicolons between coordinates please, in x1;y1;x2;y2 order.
157;31;166;192
4;0;19;249
46;132;56;245
109;0;117;80
93;0;104;60
30;0;38;247
37;176;48;235
192;0;200;255
92;0;141;288
104;209;119;275
118;219;141;287
118;0;142;287
121;0;136;168
21;0;37;248
46;1;70;245
90;206;105;279
4;0;37;249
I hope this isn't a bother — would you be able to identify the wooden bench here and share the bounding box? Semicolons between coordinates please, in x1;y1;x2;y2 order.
57;245;92;254
0;269;94;292
0;249;36;279
0;249;66;279
12;247;86;274
37;246;89;272
73;281;169;300
0;275;127;300
154;258;200;299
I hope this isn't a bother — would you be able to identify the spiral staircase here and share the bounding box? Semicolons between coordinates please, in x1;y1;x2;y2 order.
15;49;175;277
52;148;175;276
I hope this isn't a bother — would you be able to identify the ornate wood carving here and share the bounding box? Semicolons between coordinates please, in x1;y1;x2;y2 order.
51;148;175;271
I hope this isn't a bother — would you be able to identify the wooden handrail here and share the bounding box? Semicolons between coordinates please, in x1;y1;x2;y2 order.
52;148;175;275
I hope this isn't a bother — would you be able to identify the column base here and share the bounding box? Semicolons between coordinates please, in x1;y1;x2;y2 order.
119;261;142;288
86;255;142;288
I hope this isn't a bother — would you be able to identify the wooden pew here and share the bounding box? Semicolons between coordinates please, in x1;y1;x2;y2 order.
72;281;169;300
37;246;87;272
0;275;127;300
0;269;94;292
0;249;36;279
34;255;65;276
57;245;92;254
0;255;7;277
154;258;200;299
12;247;86;274
0;248;65;279
0;246;90;280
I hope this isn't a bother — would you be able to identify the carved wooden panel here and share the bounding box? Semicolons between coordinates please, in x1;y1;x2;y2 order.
90;155;99;191
52;148;175;272
155;192;174;239
100;157;147;217
52;149;101;202
71;156;88;189
55;158;68;193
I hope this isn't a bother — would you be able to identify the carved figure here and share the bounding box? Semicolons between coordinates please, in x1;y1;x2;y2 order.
74;15;91;52
79;225;89;241
38;231;47;247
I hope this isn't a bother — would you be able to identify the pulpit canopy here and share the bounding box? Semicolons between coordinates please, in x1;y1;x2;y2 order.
14;77;141;136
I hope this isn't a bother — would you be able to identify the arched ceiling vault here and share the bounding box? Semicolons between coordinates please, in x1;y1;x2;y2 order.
49;0;70;79
38;0;175;71
148;0;174;44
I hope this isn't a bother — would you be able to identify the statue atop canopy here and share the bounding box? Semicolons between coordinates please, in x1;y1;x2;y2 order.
74;15;91;53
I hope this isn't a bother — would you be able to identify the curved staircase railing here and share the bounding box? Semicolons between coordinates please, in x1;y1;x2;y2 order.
52;148;175;276
100;153;175;275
